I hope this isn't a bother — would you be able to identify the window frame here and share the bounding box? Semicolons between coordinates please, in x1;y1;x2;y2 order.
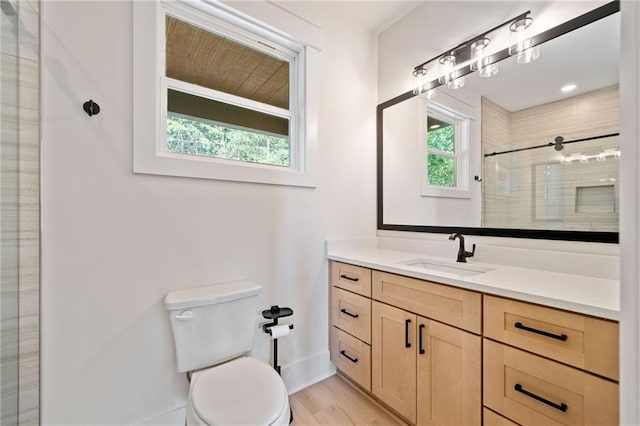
420;100;472;198
133;0;319;187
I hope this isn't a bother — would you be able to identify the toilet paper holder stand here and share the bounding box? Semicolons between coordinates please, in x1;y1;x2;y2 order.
262;305;294;375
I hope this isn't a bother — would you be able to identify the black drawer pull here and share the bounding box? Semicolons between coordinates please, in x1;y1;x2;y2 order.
340;308;359;318
340;350;358;363
514;384;568;412
514;322;568;341
340;274;359;282
405;319;412;348
418;324;426;355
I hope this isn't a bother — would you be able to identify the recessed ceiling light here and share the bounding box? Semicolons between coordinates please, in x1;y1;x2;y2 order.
561;84;577;93
429;124;441;130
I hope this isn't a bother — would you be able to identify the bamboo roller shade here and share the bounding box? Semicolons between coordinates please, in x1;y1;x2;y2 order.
166;16;290;110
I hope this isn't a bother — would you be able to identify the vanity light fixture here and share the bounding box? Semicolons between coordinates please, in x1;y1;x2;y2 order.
561;83;577;92
410;10;538;95
509;15;540;64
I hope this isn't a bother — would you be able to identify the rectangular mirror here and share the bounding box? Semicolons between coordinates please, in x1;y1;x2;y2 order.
378;2;619;242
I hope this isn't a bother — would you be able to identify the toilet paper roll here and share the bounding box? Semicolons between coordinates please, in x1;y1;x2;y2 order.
269;324;291;339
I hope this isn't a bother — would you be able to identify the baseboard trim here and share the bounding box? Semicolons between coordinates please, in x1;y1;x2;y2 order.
281;350;336;395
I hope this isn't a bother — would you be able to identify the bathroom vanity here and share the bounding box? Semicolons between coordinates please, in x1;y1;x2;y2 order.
327;241;619;426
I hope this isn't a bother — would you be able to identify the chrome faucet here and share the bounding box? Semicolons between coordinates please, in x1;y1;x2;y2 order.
448;233;476;263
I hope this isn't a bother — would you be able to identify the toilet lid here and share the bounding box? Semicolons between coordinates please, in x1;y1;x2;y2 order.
191;357;287;426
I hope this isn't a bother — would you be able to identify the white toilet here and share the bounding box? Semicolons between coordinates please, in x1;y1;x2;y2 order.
165;281;290;426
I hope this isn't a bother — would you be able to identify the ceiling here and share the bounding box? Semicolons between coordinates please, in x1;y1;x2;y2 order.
274;1;425;33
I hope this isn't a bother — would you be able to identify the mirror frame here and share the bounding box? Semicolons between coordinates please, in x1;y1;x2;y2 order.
377;1;620;243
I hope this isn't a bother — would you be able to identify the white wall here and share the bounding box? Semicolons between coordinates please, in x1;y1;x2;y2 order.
41;1;377;424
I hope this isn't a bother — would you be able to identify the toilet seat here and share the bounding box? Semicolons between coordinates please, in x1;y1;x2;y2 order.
189;357;289;426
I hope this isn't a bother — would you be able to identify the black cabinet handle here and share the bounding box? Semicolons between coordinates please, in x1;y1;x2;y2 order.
340;308;359;318
514;322;568;341
340;274;359;282
405;319;412;348
340;350;358;363
418;324;426;355
514;384;568;412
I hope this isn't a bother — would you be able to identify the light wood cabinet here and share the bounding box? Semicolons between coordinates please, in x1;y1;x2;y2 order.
484;339;618;426
372;301;417;423
372;270;482;334
330;326;371;390
484;295;619;380
483;408;520;426
371;300;481;425
329;261;372;392
331;287;371;344
331;261;372;297
417;317;481;425
328;261;619;426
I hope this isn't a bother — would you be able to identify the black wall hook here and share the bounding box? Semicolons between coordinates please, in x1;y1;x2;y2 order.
83;100;100;117
474;175;483;182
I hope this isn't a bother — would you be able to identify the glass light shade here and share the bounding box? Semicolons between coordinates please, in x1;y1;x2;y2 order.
412;67;427;95
470;38;498;78
470;38;489;71
517;45;540;64
447;76;465;90
478;63;499;77
438;54;456;85
509;16;539;63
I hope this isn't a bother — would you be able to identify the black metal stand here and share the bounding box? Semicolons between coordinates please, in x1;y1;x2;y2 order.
262;305;293;375
262;305;294;424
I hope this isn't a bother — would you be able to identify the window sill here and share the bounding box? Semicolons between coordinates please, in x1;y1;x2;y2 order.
421;186;471;199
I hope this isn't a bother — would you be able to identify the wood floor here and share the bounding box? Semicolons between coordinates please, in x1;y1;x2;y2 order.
290;374;408;426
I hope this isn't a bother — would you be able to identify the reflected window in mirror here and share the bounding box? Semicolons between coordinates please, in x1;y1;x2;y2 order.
426;116;455;187
421;102;471;198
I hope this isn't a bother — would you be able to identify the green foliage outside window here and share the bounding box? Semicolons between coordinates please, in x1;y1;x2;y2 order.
167;115;290;167
427;124;454;152
426;124;456;187
427;154;455;187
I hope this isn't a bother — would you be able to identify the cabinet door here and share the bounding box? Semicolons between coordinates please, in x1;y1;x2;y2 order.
417;318;481;426
372;301;416;423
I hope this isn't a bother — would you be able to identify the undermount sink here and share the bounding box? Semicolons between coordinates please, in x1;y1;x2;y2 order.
400;260;493;277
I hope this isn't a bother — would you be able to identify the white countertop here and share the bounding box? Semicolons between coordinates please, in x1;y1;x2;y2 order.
327;242;620;320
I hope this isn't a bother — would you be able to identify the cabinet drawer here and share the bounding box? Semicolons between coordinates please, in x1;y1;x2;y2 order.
484;408;520;426
330;261;372;297
484;339;618;426
484;296;619;380
372;270;481;334
331;287;371;344
330;326;371;391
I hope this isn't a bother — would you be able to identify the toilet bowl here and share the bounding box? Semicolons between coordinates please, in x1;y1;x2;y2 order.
186;357;290;426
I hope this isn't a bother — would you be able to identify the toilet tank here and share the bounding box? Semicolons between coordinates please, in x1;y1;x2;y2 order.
164;281;261;373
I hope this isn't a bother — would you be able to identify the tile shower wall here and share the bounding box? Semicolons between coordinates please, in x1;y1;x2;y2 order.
0;0;40;424
483;86;619;231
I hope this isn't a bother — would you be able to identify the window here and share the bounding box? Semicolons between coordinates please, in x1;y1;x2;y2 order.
133;1;319;187
421;100;471;198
